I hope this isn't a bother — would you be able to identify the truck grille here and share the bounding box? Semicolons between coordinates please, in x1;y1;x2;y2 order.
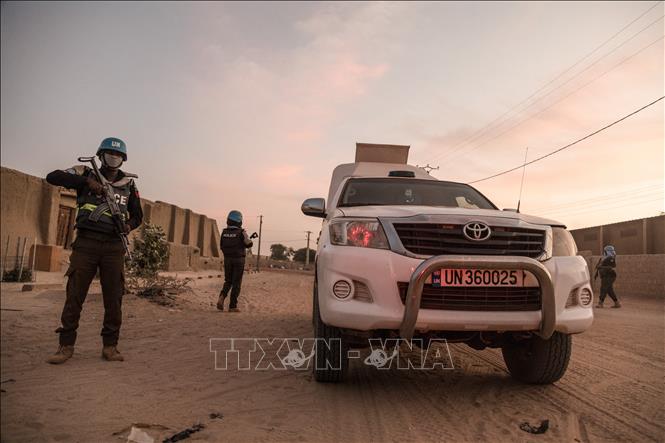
397;282;541;311
393;223;545;258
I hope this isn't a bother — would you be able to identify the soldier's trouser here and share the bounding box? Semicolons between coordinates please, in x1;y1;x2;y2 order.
57;235;125;346
599;275;618;303
221;257;245;309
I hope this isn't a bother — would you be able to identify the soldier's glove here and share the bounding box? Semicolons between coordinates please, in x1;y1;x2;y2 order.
86;176;104;195
250;232;258;239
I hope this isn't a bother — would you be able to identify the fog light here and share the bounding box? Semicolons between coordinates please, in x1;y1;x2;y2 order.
578;288;593;306
332;280;352;299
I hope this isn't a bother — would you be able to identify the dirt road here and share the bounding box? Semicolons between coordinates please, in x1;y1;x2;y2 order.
1;271;663;442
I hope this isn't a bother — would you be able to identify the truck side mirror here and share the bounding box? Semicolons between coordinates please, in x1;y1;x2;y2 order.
302;198;326;218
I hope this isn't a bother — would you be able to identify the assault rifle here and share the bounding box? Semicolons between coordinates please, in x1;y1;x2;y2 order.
78;156;134;259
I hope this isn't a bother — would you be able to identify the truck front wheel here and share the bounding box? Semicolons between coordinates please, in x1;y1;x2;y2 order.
501;332;572;384
313;279;348;382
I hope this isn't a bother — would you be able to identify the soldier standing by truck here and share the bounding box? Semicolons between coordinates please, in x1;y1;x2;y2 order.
217;210;256;312
595;245;621;308
45;137;143;364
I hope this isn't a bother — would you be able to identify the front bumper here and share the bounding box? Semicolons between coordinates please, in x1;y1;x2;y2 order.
316;245;593;336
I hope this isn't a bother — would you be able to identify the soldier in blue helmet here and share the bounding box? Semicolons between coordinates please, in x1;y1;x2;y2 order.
218;210;257;312
44;137;143;364
594;244;621;308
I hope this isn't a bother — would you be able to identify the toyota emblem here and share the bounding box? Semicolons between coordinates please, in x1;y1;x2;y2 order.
463;221;491;241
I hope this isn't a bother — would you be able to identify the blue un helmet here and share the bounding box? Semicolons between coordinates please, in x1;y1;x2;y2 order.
97;137;127;161
227;210;243;227
603;245;616;257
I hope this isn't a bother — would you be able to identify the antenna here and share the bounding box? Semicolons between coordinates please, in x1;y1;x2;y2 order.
417;164;440;174
516;147;529;213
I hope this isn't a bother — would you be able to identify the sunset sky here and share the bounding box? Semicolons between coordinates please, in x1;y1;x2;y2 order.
2;1;663;253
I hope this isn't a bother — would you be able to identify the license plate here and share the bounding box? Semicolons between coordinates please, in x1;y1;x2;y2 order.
429;269;528;287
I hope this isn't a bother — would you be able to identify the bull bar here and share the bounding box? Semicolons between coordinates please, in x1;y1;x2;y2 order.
399;255;556;340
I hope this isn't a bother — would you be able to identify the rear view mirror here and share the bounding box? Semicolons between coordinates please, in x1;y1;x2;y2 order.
302;198;326;218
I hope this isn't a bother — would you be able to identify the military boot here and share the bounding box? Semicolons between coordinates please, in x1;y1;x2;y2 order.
612;300;622;308
595;302;604;308
102;346;124;361
216;293;226;311
46;345;74;364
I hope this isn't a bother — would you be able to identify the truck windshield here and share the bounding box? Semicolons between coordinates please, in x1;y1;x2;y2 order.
338;178;496;209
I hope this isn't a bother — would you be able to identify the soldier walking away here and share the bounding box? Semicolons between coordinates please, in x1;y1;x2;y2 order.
45;137;143;364
594;244;621;309
217;210;257;312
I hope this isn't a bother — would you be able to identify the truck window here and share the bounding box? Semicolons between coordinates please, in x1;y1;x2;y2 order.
338;178;497;209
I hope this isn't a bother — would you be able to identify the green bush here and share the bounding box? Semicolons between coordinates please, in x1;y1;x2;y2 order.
125;223;191;303
127;223;169;278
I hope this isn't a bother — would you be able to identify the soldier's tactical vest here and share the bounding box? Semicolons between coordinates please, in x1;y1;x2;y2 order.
75;168;133;236
221;227;247;258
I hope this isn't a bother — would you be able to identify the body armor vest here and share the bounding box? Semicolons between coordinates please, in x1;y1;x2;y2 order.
221;227;247;258
75;168;132;235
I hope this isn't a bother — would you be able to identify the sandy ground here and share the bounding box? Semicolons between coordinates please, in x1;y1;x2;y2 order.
1;270;663;443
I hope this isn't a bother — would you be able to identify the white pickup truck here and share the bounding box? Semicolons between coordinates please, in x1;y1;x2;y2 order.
301;144;593;383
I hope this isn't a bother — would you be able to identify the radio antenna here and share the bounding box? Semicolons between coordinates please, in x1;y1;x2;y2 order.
516;147;528;213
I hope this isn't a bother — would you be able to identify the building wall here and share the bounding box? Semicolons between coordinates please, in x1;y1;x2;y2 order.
1;166;221;271
571;215;665;255
582;254;665;298
1;167;59;245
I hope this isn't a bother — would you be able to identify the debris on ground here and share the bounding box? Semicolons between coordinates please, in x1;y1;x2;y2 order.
113;423;170;441
519;419;549;434
127;426;155;443
209;412;223;420
162;423;205;442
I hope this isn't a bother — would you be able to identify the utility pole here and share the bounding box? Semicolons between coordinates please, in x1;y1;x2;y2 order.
305;231;312;269
256;215;263;272
255;215;263;272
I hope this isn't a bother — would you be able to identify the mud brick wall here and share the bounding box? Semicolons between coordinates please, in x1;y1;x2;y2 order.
572;215;665;255
1;166;222;271
583;254;665;298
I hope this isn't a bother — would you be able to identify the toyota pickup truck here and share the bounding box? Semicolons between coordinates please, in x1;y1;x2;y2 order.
301;143;593;383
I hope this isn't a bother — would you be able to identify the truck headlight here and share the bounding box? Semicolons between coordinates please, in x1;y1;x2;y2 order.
329;219;389;249
552;227;577;256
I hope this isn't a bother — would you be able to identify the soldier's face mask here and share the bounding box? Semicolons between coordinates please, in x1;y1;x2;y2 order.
101;152;123;169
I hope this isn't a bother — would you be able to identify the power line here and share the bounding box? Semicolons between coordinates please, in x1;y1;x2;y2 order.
542;196;663;219
536;190;664;217
527;184;663;213
467;96;665;184
447;35;665;165
426;1;662;161
432;11;665;164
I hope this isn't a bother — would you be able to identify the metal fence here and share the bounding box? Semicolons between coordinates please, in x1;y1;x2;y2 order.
1;236;37;282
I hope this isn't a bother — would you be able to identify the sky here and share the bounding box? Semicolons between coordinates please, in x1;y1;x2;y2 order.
1;1;663;253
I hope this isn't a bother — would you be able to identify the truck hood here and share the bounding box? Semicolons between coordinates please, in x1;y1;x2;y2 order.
334;205;565;227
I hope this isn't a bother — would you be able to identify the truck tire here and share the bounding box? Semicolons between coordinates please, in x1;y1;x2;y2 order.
501;332;572;384
313;279;348;382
